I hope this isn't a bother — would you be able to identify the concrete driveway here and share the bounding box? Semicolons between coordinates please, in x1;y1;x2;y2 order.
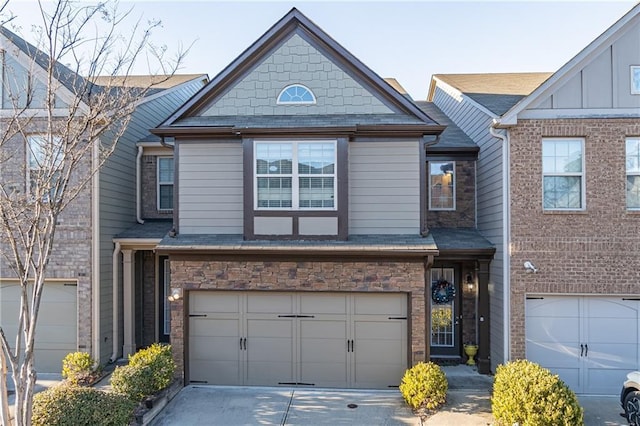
149;386;420;426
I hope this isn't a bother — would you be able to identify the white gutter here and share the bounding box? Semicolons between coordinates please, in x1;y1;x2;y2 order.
91;138;101;364
136;146;144;224
110;242;121;362
489;122;511;365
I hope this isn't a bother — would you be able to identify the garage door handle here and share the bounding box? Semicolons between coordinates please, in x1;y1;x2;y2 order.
239;338;247;350
584;344;588;357
388;316;407;320
580;344;584;357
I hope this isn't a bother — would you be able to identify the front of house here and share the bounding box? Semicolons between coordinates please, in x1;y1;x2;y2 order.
136;9;494;388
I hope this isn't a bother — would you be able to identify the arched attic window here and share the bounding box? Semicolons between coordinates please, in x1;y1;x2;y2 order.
277;84;316;104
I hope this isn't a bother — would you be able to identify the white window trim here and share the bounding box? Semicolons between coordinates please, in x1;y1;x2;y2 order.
542;137;586;211
428;161;456;211
276;84;317;105
254;140;337;211
630;66;640;95
626;137;640;210
157;156;173;211
26;134;64;202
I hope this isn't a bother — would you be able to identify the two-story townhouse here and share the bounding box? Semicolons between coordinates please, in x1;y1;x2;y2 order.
430;3;640;395
138;8;494;389
0;25;208;372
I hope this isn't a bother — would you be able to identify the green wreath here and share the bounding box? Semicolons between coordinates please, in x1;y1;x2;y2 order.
431;279;456;304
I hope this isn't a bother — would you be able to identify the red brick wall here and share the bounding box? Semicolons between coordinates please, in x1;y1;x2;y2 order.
508;118;640;358
168;258;427;377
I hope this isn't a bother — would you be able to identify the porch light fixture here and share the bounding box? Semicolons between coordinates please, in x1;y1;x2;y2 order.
168;288;182;301
465;273;474;291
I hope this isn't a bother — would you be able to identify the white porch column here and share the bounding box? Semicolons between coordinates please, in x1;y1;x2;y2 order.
122;249;136;357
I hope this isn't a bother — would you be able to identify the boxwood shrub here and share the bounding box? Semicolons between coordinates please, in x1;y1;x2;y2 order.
491;359;583;426
110;343;175;401
61;351;101;386
32;384;135;426
399;361;448;412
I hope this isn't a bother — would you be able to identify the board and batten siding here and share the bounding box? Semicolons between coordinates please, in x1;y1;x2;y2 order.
432;84;506;372
348;141;420;235
98;79;204;362
530;19;640;111
178;142;243;234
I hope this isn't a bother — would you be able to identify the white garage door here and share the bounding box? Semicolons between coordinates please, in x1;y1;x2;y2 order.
526;295;639;395
189;291;407;389
0;281;77;373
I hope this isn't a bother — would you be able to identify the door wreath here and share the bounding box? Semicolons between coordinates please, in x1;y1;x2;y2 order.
431;279;456;304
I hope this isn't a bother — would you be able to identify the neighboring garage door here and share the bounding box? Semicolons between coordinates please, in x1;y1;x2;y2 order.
189;291;407;389
526;295;639;395
0;281;77;373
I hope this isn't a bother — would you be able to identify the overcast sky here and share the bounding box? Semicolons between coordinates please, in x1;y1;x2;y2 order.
4;1;637;99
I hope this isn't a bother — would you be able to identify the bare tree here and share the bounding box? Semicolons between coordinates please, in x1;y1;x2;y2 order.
0;1;186;424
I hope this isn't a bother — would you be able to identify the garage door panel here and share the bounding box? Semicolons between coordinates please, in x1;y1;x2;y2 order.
190;318;240;338
586;299;638;318
354;293;405;316
526;341;579;367
586;368;630;395
354;321;404;340
547;367;581;391
353;362;403;388
527;297;579;317
191;292;241;313
300;294;347;314
587;317;636;343
526;317;580;342
190;360;241;384
248;319;293;338
300;319;346;338
247;293;294;314
587;343;638;369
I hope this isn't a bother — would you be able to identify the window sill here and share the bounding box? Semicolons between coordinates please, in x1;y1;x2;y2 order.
542;209;587;214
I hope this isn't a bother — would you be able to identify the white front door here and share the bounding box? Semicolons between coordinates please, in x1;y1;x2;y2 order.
526;295;639;395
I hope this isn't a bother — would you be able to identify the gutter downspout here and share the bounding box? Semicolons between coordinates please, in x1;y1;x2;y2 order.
110;242;121;363
489;122;511;366
92;138;101;365
136;146;144;224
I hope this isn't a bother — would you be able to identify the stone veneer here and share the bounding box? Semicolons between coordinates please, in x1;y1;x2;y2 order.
169;257;427;378
508;118;640;359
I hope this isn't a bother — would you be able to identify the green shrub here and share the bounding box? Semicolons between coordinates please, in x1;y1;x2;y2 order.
61;351;101;386
110;343;175;401
491;359;583;426
399;362;448;411
32;384;135;426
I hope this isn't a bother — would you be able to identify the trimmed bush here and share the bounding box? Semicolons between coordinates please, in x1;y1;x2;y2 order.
491;359;583;426
110;343;175;401
399;362;448;412
32;384;135;426
62;351;101;386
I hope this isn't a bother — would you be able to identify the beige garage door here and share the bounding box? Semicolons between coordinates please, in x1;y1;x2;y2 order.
0;281;77;373
189;291;407;389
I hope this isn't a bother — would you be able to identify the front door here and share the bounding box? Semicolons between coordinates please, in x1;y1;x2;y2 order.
430;268;460;357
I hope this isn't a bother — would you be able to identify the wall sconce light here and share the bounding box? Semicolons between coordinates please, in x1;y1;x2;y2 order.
168;288;182;302
524;261;538;273
465;273;474;291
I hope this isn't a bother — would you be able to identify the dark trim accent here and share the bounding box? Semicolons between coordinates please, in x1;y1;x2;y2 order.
165;252;434;263
243;138;254;240
157;9;440;128
152;124;444;139
255;210;337;217
476;259;491;375
174;143;180;234
433;248;496;260
183;289;190;385
158;256;170;343
623;298;640;301
526;296;545;300
420;139;427;235
426;153;479;162
337;138;348;240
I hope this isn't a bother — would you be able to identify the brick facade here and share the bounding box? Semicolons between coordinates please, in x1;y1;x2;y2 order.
427;160;476;228
141;155;173;220
508;118;640;359
168;257;428;378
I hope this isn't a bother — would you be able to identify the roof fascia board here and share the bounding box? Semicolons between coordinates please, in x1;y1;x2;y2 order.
159;8;437;127
431;76;499;119
499;4;640;126
518;108;640;120
0;32;90;114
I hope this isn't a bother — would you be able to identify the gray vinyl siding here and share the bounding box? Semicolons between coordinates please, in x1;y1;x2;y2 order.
348;141;420;235
177;142;243;234
98;80;204;363
530;20;640;111
1;54;66;108
432;84;505;371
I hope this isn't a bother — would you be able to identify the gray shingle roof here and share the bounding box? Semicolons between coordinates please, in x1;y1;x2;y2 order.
415;102;478;151
434;73;552;116
428;228;495;252
115;220;173;240
172;114;427;128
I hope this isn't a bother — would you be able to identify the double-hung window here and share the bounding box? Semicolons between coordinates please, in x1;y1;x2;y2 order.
27;135;64;201
626;138;640;210
255;141;336;210
429;161;455;210
157;157;174;211
542;138;584;210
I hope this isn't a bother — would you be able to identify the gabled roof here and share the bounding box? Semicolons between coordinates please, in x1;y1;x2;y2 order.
154;8;442;136
428;73;552;116
414;101;479;156
499;2;640;126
